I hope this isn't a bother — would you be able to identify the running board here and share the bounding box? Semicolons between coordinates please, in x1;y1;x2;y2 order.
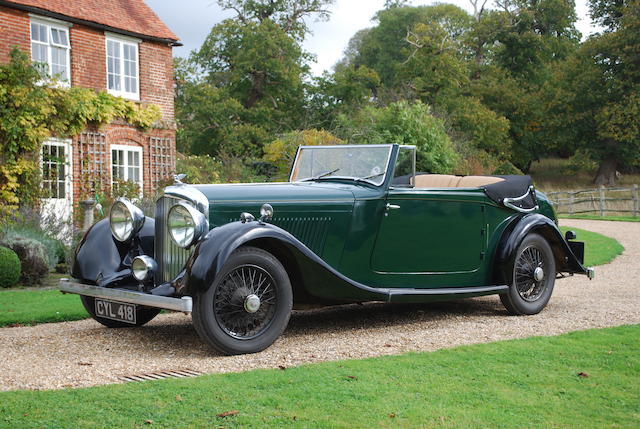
59;279;192;313
385;284;508;303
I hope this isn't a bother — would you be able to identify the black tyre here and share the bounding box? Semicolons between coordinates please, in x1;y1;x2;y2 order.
80;295;161;328
500;233;556;315
192;246;293;355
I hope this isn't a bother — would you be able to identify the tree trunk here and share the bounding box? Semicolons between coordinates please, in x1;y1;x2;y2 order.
594;156;618;186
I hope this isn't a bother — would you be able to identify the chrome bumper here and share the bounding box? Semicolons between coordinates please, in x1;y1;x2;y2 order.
59;278;192;313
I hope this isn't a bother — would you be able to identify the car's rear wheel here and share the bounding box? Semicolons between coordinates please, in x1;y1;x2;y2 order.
500;233;556;315
80;295;161;328
192;246;293;355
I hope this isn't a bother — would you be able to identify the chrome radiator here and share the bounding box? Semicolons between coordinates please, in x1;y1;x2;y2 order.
154;196;192;284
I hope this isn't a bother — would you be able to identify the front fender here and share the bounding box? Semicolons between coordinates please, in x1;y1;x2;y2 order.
494;213;589;284
72;217;154;287
185;221;387;302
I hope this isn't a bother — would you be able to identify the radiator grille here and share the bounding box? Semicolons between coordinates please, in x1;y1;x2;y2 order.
155;196;193;284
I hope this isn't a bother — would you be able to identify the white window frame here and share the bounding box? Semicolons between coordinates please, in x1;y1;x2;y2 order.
41;138;73;200
30;16;71;86
111;144;143;195
105;33;140;100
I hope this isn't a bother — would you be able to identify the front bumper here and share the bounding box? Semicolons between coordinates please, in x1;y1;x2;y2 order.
59;278;193;313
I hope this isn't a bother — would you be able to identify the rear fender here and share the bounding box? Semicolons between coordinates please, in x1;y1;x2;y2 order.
494;214;589;284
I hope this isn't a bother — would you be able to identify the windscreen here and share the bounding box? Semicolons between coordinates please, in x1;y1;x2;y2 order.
290;145;392;186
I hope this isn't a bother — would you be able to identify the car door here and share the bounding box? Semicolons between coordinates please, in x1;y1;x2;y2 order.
370;187;486;275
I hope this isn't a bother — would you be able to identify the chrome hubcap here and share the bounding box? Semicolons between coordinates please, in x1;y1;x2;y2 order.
244;294;261;313
533;266;544;282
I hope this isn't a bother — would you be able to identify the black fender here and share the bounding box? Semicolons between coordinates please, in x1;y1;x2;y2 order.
494;213;589;284
72;217;154;287
186;220;388;302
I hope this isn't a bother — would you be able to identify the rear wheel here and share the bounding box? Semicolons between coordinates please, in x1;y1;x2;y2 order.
80;295;160;328
500;233;556;315
192;246;293;355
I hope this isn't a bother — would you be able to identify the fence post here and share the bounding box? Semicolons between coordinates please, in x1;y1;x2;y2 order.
633;184;639;217
599;186;606;217
569;193;574;216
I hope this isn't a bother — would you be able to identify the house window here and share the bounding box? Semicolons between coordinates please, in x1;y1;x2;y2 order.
106;35;139;100
42;140;69;199
30;19;71;85
111;145;143;194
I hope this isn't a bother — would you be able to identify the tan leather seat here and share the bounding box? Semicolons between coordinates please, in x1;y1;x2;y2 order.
413;174;461;188
413;174;504;188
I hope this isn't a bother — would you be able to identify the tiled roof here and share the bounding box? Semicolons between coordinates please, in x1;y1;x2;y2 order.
5;0;178;41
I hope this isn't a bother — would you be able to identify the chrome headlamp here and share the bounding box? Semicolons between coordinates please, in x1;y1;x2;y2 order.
167;201;207;248
109;198;145;242
132;255;157;282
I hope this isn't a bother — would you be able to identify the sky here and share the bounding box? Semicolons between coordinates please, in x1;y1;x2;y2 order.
145;0;598;76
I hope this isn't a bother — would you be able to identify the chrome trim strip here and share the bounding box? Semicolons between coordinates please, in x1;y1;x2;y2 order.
59;279;192;312
503;185;539;213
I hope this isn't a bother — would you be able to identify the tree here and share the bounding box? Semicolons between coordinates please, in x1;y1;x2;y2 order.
336;101;458;174
549;0;640;184
177;0;334;158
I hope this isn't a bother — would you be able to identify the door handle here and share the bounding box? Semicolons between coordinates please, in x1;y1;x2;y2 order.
386;203;401;210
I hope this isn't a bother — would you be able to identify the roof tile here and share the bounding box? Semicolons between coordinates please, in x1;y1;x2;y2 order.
7;0;178;41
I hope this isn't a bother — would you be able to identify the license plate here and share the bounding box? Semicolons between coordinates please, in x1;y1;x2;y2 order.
94;299;137;324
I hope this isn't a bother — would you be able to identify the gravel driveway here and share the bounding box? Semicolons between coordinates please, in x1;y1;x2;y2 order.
1;219;638;391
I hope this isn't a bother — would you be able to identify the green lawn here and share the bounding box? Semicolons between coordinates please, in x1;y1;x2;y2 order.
0;324;638;428
0;289;86;327
560;226;624;266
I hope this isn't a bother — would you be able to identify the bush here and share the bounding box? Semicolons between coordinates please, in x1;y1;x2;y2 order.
1;227;61;270
0;236;50;285
0;246;21;288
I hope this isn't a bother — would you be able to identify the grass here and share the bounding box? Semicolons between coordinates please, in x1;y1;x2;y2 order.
559;226;624;266
0;288;87;327
0;324;638;428
561;214;640;222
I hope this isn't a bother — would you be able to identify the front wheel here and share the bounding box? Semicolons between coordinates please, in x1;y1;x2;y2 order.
500;233;556;315
192;246;293;355
80;295;161;328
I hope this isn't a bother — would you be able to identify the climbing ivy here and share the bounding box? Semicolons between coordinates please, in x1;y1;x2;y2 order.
0;48;162;222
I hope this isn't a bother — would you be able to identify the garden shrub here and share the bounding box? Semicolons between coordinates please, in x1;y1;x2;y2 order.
0;236;50;285
1;226;61;270
0;246;21;288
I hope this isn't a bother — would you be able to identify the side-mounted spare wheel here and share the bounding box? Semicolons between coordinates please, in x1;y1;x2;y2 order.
80;295;161;328
192;246;293;355
500;233;556;315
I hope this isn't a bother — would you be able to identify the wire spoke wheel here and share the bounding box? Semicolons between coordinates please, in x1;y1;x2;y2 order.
514;245;546;302
213;264;278;340
500;233;556;316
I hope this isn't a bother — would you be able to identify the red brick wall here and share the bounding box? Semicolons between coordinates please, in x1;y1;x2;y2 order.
70;24;106;91
0;6;177;204
0;6;30;62
140;41;175;122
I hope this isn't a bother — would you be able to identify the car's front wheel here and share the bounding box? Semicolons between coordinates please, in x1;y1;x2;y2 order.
80;295;161;328
500;233;556;315
192;246;293;355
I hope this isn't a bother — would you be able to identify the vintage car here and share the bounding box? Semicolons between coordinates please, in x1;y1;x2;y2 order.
60;144;594;355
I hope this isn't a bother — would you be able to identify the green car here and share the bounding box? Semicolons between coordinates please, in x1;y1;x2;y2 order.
61;144;594;355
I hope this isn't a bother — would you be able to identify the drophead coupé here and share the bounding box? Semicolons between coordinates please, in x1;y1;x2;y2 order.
60;144;594;355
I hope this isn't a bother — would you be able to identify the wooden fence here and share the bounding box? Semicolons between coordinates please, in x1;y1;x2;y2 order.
546;185;639;217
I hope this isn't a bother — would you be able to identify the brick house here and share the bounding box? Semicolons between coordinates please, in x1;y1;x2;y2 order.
0;0;179;222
